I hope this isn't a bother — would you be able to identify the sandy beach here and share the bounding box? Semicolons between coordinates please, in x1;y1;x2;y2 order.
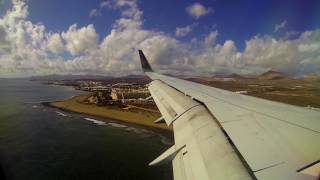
45;94;172;131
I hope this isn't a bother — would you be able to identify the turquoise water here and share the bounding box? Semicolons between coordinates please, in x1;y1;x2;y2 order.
0;79;173;180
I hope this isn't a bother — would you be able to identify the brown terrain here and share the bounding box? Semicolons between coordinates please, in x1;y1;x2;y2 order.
45;70;320;131
187;70;320;108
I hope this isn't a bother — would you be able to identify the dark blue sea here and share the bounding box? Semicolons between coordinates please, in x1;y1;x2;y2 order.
0;79;173;180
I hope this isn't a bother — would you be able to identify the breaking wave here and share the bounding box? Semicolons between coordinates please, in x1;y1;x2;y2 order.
56;111;67;117
108;122;127;128
84;117;106;125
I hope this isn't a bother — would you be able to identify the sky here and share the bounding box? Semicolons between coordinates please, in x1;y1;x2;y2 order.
0;0;320;77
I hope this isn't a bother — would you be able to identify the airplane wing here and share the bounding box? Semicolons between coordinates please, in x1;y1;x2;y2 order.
138;50;320;180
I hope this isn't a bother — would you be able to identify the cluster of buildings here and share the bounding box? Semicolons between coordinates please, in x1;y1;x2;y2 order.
75;81;152;106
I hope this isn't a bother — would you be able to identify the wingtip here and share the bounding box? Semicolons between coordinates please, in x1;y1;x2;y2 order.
138;50;153;72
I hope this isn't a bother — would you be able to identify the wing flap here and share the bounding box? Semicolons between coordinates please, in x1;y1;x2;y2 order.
148;80;199;125
148;79;252;180
172;150;188;180
220;116;284;171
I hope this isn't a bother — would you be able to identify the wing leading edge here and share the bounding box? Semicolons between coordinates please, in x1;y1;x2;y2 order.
138;50;320;180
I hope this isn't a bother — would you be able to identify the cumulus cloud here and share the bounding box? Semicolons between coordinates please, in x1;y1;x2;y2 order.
102;0;142;20
1;0;28;27
186;3;212;19
204;30;218;46
242;30;320;75
274;20;287;32
61;24;98;56
47;33;64;54
0;0;319;78
0;26;11;54
175;26;192;37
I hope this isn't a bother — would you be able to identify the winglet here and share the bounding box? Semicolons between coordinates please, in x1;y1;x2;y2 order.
138;50;153;72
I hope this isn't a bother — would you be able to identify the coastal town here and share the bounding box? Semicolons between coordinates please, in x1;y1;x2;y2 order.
46;78;157;109
41;76;171;130
36;71;320;134
32;71;320;134
42;70;320;110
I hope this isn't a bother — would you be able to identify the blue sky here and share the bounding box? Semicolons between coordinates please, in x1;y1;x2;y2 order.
0;0;320;77
22;0;320;50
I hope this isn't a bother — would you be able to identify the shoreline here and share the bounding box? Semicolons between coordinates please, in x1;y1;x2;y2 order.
42;94;172;132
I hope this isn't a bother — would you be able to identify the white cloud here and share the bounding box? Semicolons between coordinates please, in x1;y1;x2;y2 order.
283;31;299;40
242;30;320;75
102;0;142;20
47;33;64;54
113;18;142;30
89;9;101;17
204;30;218;47
61;24;98;56
0;26;11;54
0;0;28;28
175;26;192;37
0;0;319;78
100;1;110;8
298;43;320;52
186;3;212;19
274;20;287;32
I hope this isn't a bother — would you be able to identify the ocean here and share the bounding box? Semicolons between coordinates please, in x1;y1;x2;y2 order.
0;79;173;180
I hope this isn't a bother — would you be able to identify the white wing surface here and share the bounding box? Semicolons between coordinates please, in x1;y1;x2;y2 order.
138;50;320;180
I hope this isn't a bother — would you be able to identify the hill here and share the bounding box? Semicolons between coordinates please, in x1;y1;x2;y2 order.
303;74;320;82
225;73;246;79
30;74;114;81
257;70;286;80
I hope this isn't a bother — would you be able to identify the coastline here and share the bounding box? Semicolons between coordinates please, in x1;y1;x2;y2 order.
43;94;172;131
